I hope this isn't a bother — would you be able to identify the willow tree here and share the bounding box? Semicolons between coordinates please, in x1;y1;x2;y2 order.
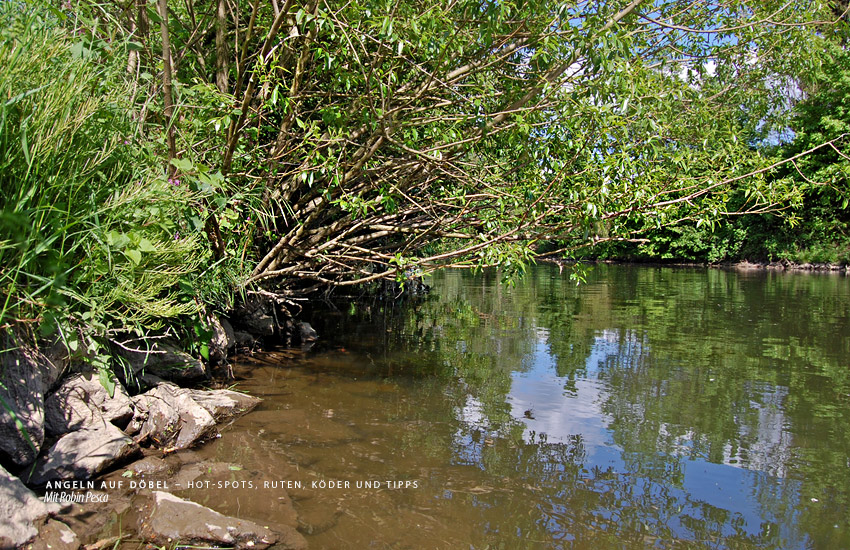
102;0;844;295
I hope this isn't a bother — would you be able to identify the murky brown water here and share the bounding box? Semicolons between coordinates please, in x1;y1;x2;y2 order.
178;266;849;549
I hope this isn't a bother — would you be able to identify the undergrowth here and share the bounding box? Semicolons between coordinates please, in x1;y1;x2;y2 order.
0;3;245;381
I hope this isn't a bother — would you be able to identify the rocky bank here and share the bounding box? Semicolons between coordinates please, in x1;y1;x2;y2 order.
0;299;317;550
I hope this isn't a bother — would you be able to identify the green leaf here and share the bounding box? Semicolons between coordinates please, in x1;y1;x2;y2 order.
137;238;156;252
125;249;142;265
98;367;116;399
171;157;193;172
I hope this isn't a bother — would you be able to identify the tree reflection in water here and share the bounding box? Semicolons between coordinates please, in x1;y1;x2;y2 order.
296;265;850;548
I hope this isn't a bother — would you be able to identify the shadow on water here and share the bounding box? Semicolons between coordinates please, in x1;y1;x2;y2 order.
195;265;850;549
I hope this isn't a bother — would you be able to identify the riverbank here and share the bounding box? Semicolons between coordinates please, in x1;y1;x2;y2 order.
0;292;322;549
541;257;849;273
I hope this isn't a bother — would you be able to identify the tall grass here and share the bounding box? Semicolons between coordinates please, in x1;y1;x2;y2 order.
0;3;214;357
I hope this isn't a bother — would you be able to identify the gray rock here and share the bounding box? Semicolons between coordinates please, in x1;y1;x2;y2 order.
30;519;80;550
233;331;255;348
233;295;277;337
0;464;60;549
244;315;275;336
0;342;47;466
124;455;171;477
207;315;235;364
113;340;206;383
138;491;279;550
44;374;133;436
187;389;261;422
220;318;236;350
130;384;217;450
296;321;318;343
37;337;68;391
30;423;138;484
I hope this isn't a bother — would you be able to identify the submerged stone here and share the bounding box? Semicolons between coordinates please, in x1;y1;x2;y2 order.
137;491;289;550
29;519;79;550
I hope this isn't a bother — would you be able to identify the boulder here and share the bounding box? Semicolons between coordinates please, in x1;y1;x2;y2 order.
207;315;233;364
44;374;133;435
124;455;172;477
296;321;318;343
113;340;207;384
232;295;277;337
36;337;68;391
0;342;47;466
29;519;80;550
233;331;255;348
220;318;236;349
0;464;60;549
137;491;279;550
30;423;139;484
187;389;261;423
129;384;217;450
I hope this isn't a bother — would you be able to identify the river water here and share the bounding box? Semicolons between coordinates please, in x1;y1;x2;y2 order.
196;265;850;549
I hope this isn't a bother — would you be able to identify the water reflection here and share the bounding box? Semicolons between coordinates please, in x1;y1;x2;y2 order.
217;265;849;549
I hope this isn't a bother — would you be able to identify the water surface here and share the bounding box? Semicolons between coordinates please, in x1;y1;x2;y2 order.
203;265;850;549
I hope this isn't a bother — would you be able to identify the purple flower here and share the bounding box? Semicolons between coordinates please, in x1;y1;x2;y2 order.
168;178;181;186
174;231;180;240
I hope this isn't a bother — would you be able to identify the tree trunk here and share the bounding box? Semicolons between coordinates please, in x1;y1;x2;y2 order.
157;0;177;175
216;0;229;93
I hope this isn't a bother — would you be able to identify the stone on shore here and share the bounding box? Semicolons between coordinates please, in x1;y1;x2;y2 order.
296;321;318;344
0;464;60;549
0;343;48;466
232;295;277;337
113;340;207;383
208;315;236;363
220;318;237;349
30;423;139;485
234;330;255;348
187;389;261;422
137;491;284;550
29;519;80;550
44;373;133;436
129;384;217;450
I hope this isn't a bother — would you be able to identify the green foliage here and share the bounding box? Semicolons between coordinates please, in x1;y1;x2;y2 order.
3;0;848;375
94;0;834;290
0;4;248;375
598;17;850;265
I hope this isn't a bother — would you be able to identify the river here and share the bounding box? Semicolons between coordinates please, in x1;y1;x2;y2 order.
189;265;850;549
